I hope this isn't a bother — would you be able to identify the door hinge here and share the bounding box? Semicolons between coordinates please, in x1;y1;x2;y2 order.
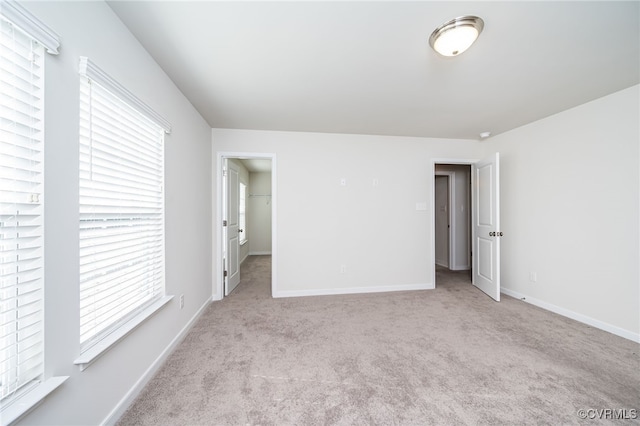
223;270;228;277
223;220;227;226
222;168;228;177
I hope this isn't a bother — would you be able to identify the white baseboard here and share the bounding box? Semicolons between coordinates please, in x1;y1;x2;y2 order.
249;251;271;255
273;282;433;298
101;297;212;426
501;287;639;343
450;265;470;271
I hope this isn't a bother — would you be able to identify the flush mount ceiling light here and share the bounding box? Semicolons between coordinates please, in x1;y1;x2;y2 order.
429;16;484;57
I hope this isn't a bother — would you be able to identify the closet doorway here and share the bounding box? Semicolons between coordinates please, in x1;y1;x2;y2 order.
216;153;276;300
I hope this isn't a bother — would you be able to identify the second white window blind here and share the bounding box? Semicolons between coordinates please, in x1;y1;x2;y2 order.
78;66;166;353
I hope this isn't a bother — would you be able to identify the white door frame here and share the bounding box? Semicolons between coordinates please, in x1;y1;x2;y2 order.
214;152;277;301
431;159;478;287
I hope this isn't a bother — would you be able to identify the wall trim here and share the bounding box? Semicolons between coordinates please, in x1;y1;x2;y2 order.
450;265;470;271
501;288;639;343
101;297;212;426
249;251;272;255
1;0;61;54
273;282;433;299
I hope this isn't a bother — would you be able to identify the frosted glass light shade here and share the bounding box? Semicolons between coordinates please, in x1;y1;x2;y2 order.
430;16;484;57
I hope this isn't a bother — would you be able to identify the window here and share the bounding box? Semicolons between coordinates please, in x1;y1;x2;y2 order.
0;9;45;405
0;2;65;423
77;57;171;363
239;182;247;245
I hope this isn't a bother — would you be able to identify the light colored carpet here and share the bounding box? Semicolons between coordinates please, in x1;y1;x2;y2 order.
118;256;639;425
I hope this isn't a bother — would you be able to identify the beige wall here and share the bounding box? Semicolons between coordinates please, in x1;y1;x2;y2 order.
248;172;273;254
483;85;639;340
212;129;482;297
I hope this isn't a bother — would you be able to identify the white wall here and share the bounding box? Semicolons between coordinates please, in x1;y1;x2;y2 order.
248;172;273;254
483;85;640;340
212;129;482;297
19;2;213;424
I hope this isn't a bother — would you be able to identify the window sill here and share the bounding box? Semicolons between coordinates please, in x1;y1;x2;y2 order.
74;295;173;371
1;376;69;425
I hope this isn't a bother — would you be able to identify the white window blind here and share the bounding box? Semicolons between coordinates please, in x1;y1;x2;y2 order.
0;14;45;402
79;59;167;353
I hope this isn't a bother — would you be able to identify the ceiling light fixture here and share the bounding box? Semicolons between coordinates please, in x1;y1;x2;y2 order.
429;16;484;57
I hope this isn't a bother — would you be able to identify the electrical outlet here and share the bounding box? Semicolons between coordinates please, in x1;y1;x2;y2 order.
340;265;347;274
529;272;537;283
179;294;184;309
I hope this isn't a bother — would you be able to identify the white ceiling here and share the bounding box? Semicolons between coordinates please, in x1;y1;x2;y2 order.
108;1;639;140
240;158;272;173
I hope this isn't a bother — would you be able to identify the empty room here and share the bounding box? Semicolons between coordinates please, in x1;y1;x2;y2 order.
0;1;638;425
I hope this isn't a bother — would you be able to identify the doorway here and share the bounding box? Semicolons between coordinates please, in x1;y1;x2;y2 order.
434;164;472;283
215;153;277;300
432;154;502;301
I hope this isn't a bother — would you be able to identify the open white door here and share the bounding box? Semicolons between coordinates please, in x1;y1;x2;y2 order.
225;161;241;295
472;152;501;301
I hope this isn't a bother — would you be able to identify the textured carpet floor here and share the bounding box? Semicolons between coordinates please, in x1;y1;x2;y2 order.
118;256;639;425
